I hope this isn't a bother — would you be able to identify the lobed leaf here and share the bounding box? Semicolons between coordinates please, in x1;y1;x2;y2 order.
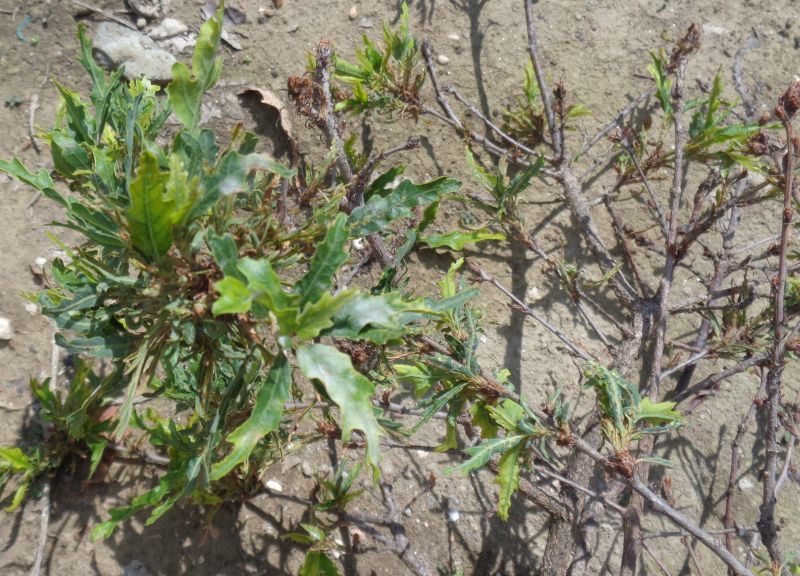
210;354;292;480
296;344;383;481
421;229;505;251
126;152;175;259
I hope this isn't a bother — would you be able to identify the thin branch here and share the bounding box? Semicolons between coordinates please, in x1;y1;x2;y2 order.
641;538;674;576
467;261;594;361
575;88;655;160
758;86;798;568
314;40;393;268
29;482;50;576
724;371;766;574
523;0;561;158
348;137;420;208
28;94;40;155
107;442;170;466
70;0;138;30
618;136;667;238
535;468;625;514
684;536;706;576
774;431;796;499
421;39;463;129
674;353;769;409
31;336;60;576
314;41;353;183
447;87;538;156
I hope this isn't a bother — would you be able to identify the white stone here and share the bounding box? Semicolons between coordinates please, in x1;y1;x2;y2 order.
447;509;460;523
31;256;47;276
265;479;283;492
93;22;177;83
24;302;39;316
149;18;188;40
349;6;358;20
526;286;541;301
738;477;755;492
447;33;460;41
0;317;13;340
136;17;147;30
702;24;728;35
437;54;450;65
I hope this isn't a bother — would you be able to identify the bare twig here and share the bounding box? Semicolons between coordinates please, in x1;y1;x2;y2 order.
348;136;420;208
618;136;668;238
774;431;796;499
31;337;60;576
575;88;655;160
28;94;40;154
447;88;538;156
641;538;674;576
314;41;353;183
758;84;799;569
724;372;766;574
684;536;706;576
314;41;393;268
536;467;625;515
70;0;138;31
107;442;169;466
523;0;561;158
29;482;50;576
467;261;594;361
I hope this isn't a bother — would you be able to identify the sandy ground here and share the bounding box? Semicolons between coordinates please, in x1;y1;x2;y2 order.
1;0;799;574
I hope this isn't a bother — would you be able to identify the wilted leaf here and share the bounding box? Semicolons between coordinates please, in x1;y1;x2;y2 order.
238;87;298;158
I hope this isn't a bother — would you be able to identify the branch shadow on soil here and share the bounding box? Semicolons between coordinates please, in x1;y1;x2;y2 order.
38;468;304;576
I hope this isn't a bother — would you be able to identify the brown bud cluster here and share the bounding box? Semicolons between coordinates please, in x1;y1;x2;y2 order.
669;23;702;69
747;130;784;156
776;80;800;121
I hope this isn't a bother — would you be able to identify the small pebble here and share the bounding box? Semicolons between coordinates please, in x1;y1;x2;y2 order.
24;302;39;316
301;462;314;477
286;23;299;33
136;17;147;30
265;479;283;492
447;509;460;523
526;286;541;301
31;256;47;276
437;54;450;65
273;0;283;7
447;33;460;40
0;317;13;341
349;5;358;20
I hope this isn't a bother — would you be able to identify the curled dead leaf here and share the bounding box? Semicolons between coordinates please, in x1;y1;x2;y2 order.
238;87;298;161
